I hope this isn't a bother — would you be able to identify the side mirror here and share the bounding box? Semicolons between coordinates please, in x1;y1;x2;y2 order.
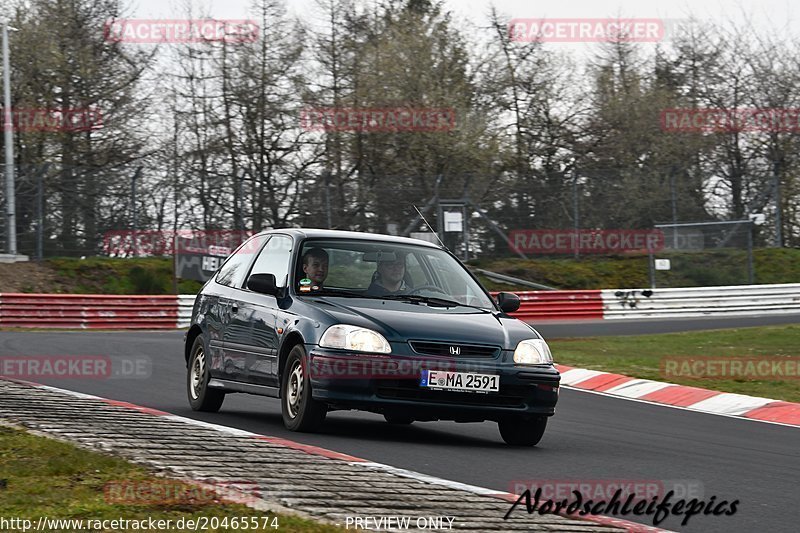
496;292;520;313
247;273;279;296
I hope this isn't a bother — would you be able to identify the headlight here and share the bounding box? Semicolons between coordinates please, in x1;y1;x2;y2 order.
513;339;553;365
319;325;391;353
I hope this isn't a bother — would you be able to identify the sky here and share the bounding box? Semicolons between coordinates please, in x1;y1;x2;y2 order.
127;0;799;41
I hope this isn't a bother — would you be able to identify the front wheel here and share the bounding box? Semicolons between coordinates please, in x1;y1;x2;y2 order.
498;416;547;446
281;344;327;432
187;335;225;412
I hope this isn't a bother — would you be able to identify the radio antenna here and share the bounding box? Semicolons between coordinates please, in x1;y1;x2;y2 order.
412;204;449;251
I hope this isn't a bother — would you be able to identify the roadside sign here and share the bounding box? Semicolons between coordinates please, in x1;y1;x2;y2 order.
655;259;671;270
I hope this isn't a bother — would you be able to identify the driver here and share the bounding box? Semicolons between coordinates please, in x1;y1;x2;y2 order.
366;252;408;296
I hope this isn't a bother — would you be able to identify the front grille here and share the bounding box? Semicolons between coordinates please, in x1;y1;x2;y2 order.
409;341;499;358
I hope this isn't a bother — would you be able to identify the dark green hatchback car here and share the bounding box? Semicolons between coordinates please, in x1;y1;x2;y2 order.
185;229;560;446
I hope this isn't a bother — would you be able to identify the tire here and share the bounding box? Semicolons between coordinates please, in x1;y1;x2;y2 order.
281;344;327;432
187;335;225;412
384;414;414;425
498;416;547;446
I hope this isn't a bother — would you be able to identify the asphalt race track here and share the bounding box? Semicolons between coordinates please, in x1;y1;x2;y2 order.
2;318;799;533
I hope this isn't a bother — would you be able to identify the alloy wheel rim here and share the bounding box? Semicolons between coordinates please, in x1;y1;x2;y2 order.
190;347;205;400
286;360;304;419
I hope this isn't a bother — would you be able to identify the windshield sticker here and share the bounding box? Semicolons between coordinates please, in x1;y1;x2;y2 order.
299;278;312;286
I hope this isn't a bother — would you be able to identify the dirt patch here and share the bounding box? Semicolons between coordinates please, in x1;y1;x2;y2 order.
0;262;80;293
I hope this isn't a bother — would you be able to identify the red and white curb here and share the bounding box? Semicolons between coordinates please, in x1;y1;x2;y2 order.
555;364;800;428
4;378;667;533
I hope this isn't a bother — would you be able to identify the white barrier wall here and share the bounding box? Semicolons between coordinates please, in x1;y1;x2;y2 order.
601;283;800;319
177;295;196;328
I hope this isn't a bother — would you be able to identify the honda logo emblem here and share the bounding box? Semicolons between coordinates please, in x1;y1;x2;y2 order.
449;346;461;355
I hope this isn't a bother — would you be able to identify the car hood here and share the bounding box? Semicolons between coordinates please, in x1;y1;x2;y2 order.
307;297;540;348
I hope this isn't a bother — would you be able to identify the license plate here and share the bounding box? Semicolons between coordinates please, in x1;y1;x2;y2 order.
420;370;499;393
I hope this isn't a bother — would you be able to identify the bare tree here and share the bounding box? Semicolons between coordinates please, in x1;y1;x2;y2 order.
10;0;155;255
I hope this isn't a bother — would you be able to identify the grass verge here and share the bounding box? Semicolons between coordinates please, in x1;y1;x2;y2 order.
549;324;800;403
0;425;342;532
47;257;204;295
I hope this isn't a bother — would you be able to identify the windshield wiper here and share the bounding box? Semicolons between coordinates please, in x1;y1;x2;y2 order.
379;294;492;312
304;290;493;312
305;288;381;299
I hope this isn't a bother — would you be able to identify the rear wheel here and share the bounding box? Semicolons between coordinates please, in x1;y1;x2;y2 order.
384;414;414;425
187;335;225;412
498;416;547;446
281;344;327;432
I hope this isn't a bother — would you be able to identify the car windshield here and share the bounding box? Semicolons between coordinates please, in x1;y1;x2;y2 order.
295;239;495;310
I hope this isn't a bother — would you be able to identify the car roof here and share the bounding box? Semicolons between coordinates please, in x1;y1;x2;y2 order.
256;228;443;249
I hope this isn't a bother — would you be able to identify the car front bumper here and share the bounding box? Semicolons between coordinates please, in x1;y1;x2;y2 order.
306;348;560;422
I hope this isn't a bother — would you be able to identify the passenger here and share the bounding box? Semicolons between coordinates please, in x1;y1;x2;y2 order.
300;248;329;290
366;252;409;296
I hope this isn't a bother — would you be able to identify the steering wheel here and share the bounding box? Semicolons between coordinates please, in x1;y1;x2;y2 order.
407;285;448;295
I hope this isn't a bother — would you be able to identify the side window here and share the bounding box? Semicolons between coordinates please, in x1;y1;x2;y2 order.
216;235;265;288
249;235;293;287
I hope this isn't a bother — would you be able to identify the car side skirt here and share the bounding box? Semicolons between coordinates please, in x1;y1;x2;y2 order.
208;378;280;398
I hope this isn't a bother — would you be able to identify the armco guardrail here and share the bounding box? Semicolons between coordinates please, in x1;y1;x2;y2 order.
600;283;800;319
174;286;800;323
2;283;800;329
177;294;195;328
176;292;606;323
0;293;179;329
174;291;607;325
513;290;604;320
